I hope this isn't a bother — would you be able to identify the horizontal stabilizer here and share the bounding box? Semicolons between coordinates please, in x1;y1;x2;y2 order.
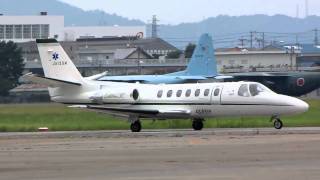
22;73;82;87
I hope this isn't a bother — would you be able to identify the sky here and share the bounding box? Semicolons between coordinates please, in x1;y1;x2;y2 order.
60;0;320;24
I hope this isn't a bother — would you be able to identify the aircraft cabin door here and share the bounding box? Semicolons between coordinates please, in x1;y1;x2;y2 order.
211;85;223;105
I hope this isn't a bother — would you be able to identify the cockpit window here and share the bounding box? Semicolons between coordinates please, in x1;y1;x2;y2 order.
249;84;268;96
238;84;250;97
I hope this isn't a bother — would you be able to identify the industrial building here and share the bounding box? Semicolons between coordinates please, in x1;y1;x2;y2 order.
216;45;300;72
0;13;146;42
63;26;145;41
0;13;64;42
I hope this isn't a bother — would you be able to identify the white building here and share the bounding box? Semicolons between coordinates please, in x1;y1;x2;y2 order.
63;26;146;41
216;48;300;72
0;15;65;42
0;14;146;42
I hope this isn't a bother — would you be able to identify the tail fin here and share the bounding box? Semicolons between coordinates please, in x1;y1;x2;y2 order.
185;33;217;77
36;39;83;85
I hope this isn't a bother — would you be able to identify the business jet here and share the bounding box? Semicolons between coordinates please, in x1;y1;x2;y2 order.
23;39;309;132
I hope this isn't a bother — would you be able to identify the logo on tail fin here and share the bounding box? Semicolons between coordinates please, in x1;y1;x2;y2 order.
51;52;67;66
52;53;59;61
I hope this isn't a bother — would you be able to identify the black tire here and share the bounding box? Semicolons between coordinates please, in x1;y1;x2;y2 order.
130;121;142;132
274;119;283;130
192;120;204;131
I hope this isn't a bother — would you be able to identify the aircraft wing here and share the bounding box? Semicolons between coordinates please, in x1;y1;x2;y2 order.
72;105;191;118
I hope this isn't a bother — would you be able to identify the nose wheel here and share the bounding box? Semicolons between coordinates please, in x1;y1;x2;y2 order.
272;117;283;130
192;119;204;131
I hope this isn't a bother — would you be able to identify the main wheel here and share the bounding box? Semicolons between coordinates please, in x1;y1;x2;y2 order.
274;119;283;130
130;121;142;132
192;120;204;131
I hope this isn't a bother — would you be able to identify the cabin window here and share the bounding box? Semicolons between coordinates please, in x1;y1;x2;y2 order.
176;90;182;97
185;89;191;97
204;89;210;96
157;90;163;98
238;84;250;97
214;89;220;96
195;89;201;97
167;90;173;98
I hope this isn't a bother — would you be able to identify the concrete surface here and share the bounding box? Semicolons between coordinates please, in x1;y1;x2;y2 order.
1;129;320;179
2;127;320;139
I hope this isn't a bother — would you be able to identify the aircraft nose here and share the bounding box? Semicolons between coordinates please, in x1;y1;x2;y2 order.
292;98;309;114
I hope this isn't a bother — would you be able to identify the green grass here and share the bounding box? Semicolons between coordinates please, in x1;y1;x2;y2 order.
0;100;319;132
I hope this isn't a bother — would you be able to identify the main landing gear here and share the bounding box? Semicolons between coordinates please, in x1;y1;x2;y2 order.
271;116;283;129
129;116;142;132
192;119;204;131
130;121;142;132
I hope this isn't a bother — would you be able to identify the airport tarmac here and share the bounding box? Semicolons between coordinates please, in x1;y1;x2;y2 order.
1;128;320;180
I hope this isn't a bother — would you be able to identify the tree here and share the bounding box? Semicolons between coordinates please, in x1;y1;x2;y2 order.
166;50;182;59
0;41;24;96
184;43;196;58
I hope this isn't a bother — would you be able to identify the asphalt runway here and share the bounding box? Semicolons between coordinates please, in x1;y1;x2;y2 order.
1;128;320;180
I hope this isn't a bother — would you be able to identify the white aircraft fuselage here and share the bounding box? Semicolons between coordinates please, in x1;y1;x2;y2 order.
23;39;309;132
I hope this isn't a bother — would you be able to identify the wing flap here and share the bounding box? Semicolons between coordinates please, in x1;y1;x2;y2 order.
71;105;191;118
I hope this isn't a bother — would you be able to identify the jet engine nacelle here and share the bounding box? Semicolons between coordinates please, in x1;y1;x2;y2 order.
89;88;140;104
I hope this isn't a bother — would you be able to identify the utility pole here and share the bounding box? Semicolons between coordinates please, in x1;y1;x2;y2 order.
313;28;319;45
262;32;265;49
239;37;246;47
305;0;309;18
289;46;296;71
250;31;256;48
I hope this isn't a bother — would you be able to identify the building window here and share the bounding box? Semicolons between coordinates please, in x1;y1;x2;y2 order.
229;60;235;65
5;25;13;39
167;90;173;98
0;25;4;39
195;89;201;97
241;59;248;65
32;24;40;39
14;25;22;39
185;89;191;97
106;56;109;59
40;24;49;39
157;90;163;98
23;25;31;39
204;89;210;96
176;90;182;97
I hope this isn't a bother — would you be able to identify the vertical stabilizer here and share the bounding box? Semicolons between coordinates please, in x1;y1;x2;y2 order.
36;39;83;84
185;33;217;77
